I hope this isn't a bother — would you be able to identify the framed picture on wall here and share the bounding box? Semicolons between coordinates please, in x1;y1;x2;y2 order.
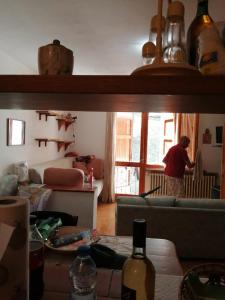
7;118;25;146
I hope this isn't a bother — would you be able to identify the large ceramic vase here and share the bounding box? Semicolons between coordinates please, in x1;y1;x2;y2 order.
38;39;74;75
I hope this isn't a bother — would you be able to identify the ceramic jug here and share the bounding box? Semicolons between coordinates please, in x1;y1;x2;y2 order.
38;39;74;75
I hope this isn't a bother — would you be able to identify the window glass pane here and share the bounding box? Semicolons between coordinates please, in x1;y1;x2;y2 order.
165;120;174;138
147;113;174;165
115;112;141;162
115;166;139;195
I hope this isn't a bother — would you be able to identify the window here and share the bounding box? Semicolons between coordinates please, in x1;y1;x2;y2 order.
115;112;198;195
147;113;175;165
115;112;175;195
115;112;141;195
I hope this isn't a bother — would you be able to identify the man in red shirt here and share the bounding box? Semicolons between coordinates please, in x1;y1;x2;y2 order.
163;136;195;197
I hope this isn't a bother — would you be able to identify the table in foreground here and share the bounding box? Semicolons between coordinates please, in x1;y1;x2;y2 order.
43;265;182;300
45;235;183;276
43;235;183;299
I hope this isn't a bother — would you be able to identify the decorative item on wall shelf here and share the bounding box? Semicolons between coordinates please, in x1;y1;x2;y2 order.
57;113;77;131
36;111;77;131
7;118;25;146
202;128;212;144
38;39;74;75
132;0;201;76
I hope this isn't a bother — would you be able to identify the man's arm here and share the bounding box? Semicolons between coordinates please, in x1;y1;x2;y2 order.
185;153;195;169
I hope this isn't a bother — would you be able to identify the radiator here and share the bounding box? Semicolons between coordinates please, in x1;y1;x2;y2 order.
145;171;217;198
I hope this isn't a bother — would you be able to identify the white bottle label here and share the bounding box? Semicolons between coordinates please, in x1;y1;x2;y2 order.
198;26;225;74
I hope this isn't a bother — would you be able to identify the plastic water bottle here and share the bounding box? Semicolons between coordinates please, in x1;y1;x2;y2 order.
69;245;97;300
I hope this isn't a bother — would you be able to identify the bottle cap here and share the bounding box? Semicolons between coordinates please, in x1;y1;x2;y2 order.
133;219;147;247
142;41;156;58
167;1;184;17
151;15;166;32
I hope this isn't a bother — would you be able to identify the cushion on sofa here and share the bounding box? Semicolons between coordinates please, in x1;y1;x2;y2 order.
29;168;42;184
43;167;84;188
145;196;176;207
116;196;148;206
175;198;225;209
0;174;18;196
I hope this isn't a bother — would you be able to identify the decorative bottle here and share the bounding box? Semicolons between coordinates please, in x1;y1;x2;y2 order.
198;24;225;75
121;219;155;300
89;167;94;189
163;1;186;64
186;0;214;67
69;245;97;300
142;15;166;65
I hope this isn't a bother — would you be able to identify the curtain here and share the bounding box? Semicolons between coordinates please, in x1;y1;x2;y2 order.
176;113;199;161
99;112;116;203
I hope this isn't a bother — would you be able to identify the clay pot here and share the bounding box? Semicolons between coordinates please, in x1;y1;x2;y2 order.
38;39;74;75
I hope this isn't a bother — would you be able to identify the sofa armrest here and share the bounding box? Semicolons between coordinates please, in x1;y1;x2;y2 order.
43;167;84;188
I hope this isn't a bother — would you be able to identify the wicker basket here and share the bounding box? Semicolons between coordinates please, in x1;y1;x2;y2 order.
179;263;225;300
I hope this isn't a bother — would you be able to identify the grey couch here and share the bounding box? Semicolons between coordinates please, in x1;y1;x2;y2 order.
116;196;225;260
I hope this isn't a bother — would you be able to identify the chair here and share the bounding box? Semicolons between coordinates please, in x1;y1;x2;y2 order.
30;210;78;226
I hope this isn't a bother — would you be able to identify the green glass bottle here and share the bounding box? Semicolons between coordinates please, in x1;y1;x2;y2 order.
186;0;214;66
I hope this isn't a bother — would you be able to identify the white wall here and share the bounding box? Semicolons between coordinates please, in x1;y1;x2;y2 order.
0;110;75;176
0;110;106;177
0;49;32;74
0;50;77;177
73;111;106;159
198;114;225;175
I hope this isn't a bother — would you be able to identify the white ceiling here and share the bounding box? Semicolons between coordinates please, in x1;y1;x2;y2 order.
0;0;224;75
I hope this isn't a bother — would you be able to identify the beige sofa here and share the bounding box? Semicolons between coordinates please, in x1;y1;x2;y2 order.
116;196;225;260
31;157;103;229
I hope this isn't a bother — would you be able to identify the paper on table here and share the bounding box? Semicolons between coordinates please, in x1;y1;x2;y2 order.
0;222;15;261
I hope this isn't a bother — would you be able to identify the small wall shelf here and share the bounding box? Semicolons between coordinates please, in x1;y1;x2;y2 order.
35;138;74;151
56;116;77;131
35;138;48;147
36;110;57;121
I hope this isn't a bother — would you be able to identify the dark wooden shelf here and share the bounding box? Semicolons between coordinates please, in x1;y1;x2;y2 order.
56;117;77;131
0;75;225;113
36;110;57;121
35;138;74;151
35;138;48;147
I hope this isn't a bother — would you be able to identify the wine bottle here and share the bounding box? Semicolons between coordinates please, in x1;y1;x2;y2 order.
186;0;214;66
121;219;155;300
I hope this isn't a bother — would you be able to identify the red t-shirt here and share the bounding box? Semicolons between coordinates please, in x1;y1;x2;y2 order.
163;144;189;178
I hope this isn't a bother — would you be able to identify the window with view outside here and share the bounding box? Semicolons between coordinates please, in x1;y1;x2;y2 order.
115;112;141;194
147;113;175;165
115;112;176;195
115;112;141;162
115;166;140;194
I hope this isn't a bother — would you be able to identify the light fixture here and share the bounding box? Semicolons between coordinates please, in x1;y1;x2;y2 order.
132;0;201;76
